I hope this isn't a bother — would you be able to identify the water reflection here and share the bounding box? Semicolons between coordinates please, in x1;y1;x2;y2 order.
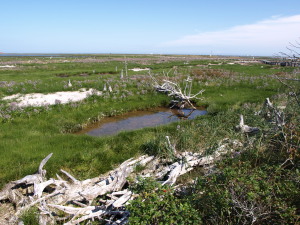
78;108;207;137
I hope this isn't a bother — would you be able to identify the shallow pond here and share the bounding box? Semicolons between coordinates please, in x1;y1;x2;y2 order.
78;108;207;137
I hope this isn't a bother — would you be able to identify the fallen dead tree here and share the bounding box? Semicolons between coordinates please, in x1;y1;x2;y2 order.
151;75;204;109
0;138;241;225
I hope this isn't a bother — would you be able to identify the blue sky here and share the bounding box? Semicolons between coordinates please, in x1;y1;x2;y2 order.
1;0;300;55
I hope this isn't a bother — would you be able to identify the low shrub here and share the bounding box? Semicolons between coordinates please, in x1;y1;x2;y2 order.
128;177;201;225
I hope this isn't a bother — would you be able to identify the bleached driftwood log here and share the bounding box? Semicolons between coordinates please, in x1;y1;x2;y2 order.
0;138;241;224
236;115;260;134
0;153;53;204
161;138;242;185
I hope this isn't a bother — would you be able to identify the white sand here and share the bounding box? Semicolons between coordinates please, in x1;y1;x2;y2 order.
0;65;16;68
130;68;150;72
3;88;102;107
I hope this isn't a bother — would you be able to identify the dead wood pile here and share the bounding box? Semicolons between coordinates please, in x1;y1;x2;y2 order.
0;138;242;225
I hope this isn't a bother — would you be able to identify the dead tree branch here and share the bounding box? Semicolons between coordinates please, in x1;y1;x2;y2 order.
151;74;204;109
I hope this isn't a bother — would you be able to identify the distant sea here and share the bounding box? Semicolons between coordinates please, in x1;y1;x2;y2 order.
0;53;64;57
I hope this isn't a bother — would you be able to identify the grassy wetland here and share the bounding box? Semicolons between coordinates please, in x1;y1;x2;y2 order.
0;54;299;224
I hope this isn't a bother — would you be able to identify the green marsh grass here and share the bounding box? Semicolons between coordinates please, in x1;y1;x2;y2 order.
0;55;298;188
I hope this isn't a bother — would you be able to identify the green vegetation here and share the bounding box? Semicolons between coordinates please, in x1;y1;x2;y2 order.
191;95;300;224
129;93;299;224
0;55;299;224
128;177;201;224
20;208;39;225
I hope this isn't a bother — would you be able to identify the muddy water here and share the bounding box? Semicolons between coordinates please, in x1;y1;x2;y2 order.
78;108;207;137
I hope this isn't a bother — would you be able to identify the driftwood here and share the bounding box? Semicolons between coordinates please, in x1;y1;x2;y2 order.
236;115;260;134
151;75;204;109
237;98;287;134
103;83;113;92
68;80;72;87
0;138;241;224
263;98;285;127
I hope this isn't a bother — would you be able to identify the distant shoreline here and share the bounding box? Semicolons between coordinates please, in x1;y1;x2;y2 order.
0;53;271;57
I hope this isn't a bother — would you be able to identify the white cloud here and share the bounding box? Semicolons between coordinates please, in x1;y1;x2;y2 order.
163;15;300;55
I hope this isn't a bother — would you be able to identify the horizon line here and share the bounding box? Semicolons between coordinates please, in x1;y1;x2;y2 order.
0;52;273;57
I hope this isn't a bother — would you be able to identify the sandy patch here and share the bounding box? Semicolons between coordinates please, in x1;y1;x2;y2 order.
130;68;150;72
3;88;102;107
0;65;16;68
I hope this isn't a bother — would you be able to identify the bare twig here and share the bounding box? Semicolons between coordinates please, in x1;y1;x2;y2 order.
274;75;300;106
